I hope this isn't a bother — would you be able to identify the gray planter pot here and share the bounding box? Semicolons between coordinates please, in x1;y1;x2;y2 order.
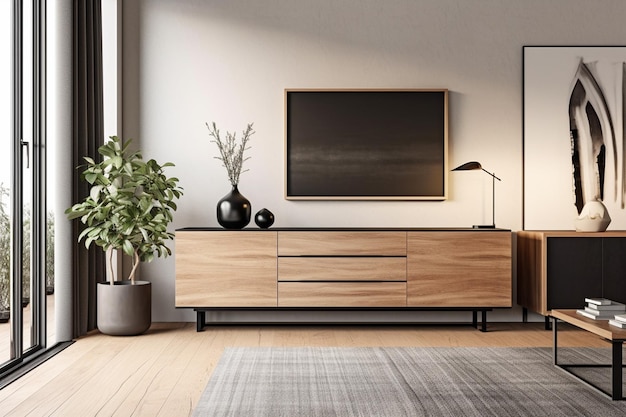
97;280;151;336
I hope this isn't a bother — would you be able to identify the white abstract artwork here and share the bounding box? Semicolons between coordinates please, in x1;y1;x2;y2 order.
524;46;626;230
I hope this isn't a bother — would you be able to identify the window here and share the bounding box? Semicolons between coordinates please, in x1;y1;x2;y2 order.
0;0;55;380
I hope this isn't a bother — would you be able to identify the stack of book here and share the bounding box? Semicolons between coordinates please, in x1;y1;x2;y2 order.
609;314;626;329
576;298;626;320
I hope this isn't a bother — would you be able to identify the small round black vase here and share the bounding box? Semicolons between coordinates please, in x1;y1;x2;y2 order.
255;208;275;229
217;185;251;229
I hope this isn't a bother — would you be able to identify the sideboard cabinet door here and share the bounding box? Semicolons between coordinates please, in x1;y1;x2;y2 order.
546;236;626;310
175;231;278;307
407;232;512;307
545;237;603;311
602;238;626;303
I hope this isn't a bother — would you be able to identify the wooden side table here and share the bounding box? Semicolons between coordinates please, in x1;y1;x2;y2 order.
551;309;626;400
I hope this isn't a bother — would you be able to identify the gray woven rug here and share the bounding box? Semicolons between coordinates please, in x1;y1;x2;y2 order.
193;347;626;417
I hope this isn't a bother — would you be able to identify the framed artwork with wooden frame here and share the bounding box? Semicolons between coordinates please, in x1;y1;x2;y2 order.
284;89;449;201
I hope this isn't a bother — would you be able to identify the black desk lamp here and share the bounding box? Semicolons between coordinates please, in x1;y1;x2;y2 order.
452;161;501;229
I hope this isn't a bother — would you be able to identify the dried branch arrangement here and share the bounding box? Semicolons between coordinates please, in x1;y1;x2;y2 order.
206;122;255;187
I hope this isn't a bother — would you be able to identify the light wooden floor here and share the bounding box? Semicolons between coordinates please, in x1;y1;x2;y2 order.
0;322;611;417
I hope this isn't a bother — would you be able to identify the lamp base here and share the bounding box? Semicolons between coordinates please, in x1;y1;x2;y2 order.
472;224;496;229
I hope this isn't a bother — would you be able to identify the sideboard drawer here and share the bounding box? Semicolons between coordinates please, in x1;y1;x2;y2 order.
278;282;407;307
277;231;407;256
278;257;406;282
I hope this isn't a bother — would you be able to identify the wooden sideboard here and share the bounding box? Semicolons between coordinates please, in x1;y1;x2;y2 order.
175;228;512;331
517;230;626;327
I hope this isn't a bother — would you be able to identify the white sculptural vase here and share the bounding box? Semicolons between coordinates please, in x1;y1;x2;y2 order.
574;200;611;232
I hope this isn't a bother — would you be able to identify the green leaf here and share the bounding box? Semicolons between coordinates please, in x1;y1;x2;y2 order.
84;173;98;184
122;239;134;257
78;227;93;242
89;185;102;202
112;155;123;168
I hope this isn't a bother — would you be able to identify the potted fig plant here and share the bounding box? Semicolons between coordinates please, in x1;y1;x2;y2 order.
66;137;182;335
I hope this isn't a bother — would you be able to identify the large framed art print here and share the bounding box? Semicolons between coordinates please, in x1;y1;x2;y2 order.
285;89;448;201
523;46;626;230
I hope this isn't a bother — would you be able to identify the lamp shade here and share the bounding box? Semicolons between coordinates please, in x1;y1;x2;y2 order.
452;161;482;171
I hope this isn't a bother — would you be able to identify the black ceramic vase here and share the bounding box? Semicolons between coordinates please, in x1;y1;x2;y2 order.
217;185;251;229
255;208;275;229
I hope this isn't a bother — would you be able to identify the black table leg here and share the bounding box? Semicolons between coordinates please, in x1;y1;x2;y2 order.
553;315;623;400
552;316;558;365
612;341;623;400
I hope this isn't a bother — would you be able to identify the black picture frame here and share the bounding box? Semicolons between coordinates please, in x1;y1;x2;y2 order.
284;89;449;200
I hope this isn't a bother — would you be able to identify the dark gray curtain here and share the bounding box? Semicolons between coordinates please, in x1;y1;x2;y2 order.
71;0;105;337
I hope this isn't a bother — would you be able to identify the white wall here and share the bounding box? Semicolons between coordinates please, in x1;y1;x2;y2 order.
121;0;626;322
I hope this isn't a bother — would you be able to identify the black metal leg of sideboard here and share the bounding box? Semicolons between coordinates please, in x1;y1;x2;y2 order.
545;316;552;330
196;310;206;332
471;310;487;332
522;307;528;323
480;310;487;332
